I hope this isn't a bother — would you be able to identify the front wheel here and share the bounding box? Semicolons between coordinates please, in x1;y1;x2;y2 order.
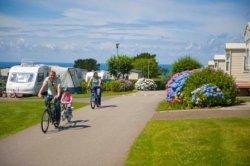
90;100;95;109
41;109;50;133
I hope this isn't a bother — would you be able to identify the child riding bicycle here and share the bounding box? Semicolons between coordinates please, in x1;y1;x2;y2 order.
61;88;73;121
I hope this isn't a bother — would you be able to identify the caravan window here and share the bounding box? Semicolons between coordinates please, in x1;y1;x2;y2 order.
9;73;34;83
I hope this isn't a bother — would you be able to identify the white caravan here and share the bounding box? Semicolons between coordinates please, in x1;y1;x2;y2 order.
6;64;50;95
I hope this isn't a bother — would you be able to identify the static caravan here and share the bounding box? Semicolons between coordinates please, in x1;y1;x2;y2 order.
207;60;215;69
6;64;49;95
213;54;226;72
50;66;81;93
225;43;250;95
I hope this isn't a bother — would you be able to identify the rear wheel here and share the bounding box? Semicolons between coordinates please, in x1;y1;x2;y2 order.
41;109;50;133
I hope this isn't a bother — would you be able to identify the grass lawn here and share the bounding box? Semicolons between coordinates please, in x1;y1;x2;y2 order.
237;96;250;103
72;91;135;98
0;100;87;139
126;118;250;166
156;100;186;112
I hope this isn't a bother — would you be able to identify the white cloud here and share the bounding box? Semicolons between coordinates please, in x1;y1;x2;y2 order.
0;0;249;64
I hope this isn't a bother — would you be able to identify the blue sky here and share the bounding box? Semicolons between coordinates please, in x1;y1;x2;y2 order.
0;0;249;64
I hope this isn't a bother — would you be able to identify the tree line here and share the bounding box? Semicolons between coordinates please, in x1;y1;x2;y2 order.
74;53;168;79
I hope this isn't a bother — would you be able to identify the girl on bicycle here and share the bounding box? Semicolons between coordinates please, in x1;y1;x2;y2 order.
61;88;73;121
88;71;102;106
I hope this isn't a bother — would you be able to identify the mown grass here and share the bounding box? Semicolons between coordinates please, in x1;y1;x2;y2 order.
0;100;87;139
156;100;186;112
126;118;250;166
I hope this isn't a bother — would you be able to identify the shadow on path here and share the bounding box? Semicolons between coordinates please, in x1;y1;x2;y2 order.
99;105;118;109
47;120;91;133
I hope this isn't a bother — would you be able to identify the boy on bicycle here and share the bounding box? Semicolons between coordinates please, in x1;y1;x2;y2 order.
38;70;61;125
88;71;102;106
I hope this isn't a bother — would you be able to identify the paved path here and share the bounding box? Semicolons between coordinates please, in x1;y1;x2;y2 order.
153;102;250;120
0;91;164;166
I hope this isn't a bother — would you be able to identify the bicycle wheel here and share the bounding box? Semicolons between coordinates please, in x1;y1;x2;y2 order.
41;109;50;133
90;94;96;109
90;99;95;109
53;113;61;128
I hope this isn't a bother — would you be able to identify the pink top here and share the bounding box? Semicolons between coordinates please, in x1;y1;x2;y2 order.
61;93;72;104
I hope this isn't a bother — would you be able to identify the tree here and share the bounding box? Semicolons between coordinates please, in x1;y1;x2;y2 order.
74;58;100;71
134;52;156;60
107;55;133;79
172;56;202;74
132;53;159;78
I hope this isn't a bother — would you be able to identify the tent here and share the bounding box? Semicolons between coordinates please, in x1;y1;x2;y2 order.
50;66;81;93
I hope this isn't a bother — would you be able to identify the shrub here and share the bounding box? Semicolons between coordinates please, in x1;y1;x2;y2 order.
165;71;192;102
172;56;202;74
191;84;224;107
118;79;134;91
102;79;134;92
80;80;88;93
183;68;237;107
153;79;166;90
135;78;157;91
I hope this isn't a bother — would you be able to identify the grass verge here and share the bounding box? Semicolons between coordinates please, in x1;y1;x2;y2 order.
126;118;250;166
0;100;87;139
156;100;186;112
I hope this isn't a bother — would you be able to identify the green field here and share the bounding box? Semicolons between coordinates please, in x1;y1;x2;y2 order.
0;100;87;139
126;118;250;166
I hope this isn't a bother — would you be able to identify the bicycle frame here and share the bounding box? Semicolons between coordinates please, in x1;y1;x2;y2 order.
90;87;101;109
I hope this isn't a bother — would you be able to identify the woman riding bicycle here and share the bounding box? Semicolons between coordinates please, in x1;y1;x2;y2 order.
87;71;102;106
38;70;61;125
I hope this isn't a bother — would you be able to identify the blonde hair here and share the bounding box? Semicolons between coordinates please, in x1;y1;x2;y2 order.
49;70;56;75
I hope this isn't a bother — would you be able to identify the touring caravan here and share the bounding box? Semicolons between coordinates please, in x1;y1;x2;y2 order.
6;64;50;95
50;66;81;93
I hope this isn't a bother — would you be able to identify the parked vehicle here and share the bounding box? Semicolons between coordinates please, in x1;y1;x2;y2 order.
6;63;49;95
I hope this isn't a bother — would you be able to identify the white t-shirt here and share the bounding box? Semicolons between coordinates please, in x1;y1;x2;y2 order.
42;77;61;96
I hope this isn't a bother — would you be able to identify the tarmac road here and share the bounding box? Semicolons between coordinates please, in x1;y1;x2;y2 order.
0;91;164;166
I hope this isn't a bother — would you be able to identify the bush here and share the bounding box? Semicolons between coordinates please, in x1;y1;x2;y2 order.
153;79;166;90
172;56;202;74
166;71;192;102
80;80;88;93
191;84;224;107
102;79;134;92
183;68;237;107
135;78;157;91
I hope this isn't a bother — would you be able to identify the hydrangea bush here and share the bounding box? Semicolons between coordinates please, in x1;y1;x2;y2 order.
165;71;191;102
135;78;157;91
183;68;237;107
191;84;224;107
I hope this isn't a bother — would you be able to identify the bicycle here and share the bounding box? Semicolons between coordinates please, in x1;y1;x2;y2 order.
61;103;73;123
90;87;101;109
41;95;61;133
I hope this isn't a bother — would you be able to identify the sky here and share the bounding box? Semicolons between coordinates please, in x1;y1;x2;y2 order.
0;0;249;64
